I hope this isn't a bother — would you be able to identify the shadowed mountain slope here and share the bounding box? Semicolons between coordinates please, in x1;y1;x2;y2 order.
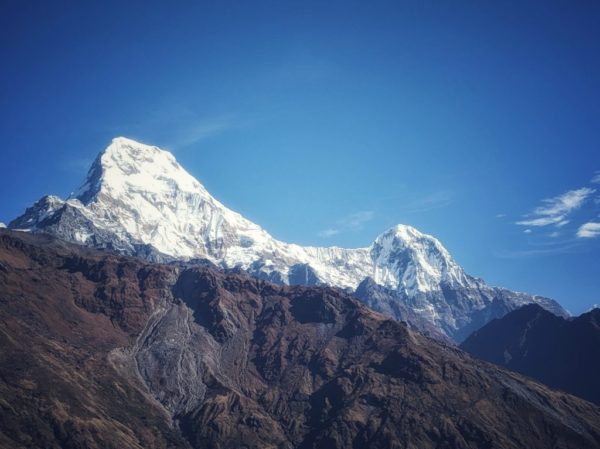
461;303;600;406
0;229;599;449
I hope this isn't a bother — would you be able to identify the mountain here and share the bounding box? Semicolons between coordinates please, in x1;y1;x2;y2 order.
1;229;599;449
9;137;567;341
461;303;600;406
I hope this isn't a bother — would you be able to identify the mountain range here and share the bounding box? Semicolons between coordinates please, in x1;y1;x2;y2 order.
1;229;599;449
461;303;600;406
8;137;566;341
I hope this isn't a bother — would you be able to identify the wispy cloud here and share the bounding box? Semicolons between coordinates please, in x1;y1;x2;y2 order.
361;189;454;217
494;243;581;258
318;211;374;238
167;116;233;148
516;187;595;227
108;102;240;151
497;173;600;257
577;222;600;239
403;190;454;214
494;234;586;258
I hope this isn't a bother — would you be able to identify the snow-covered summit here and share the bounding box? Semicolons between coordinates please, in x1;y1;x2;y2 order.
370;224;476;293
73;137;205;203
9;137;567;341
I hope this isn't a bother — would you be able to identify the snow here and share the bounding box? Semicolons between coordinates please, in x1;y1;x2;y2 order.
369;225;476;294
13;137;479;296
73;230;92;243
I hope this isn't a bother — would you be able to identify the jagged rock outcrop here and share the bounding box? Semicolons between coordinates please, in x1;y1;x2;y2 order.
1;229;599;449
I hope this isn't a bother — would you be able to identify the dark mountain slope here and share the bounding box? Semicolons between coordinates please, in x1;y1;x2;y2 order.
1;229;600;449
461;303;600;406
0;232;190;449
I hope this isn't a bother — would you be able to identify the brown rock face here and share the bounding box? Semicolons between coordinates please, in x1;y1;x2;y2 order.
1;229;600;449
0;232;188;449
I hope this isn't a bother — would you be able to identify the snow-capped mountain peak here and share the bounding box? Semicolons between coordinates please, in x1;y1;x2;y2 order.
370;224;474;294
8;137;567;341
62;137;267;260
73;137;208;204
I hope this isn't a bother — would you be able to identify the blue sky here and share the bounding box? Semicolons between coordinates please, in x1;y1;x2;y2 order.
1;1;599;313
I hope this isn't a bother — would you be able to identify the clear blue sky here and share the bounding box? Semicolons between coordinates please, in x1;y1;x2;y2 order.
1;1;599;313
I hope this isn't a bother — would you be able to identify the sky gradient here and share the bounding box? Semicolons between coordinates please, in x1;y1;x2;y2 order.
1;1;599;313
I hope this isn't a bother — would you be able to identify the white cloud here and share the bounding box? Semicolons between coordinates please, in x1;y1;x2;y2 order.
524;229;532;234
496;213;506;218
516;187;595;227
591;171;600;184
318;211;374;238
576;222;600;238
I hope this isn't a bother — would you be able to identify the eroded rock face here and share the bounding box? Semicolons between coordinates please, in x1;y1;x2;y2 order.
1;229;600;449
0;231;188;449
